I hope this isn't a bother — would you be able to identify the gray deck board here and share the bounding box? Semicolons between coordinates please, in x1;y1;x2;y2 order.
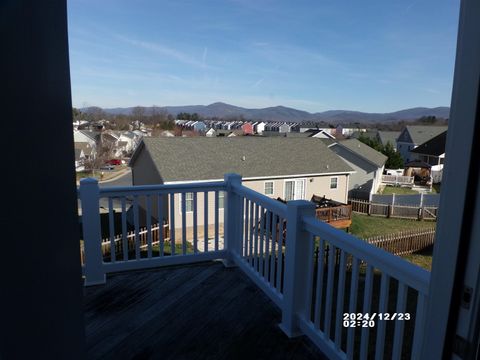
84;261;326;360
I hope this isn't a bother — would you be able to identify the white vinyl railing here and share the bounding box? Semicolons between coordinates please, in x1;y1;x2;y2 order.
381;174;415;186
79;173;430;359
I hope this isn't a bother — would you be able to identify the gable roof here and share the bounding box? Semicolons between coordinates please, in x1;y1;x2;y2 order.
410;130;447;156
130;137;354;182
377;131;400;147
398;126;447;145
74;141;93;155
336;139;387;168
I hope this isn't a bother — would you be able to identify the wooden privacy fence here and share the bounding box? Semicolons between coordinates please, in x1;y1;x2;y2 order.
312;226;435;264
80;222;169;264
365;227;436;256
349;198;438;221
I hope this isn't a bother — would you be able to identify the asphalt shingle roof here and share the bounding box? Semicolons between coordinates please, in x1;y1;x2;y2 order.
337;139;387;167
402;126;448;145
410;131;447;156
133;137;354;182
377;131;400;147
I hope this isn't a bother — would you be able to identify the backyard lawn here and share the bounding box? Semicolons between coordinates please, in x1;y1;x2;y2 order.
349;213;435;238
349;213;435;270
380;186;419;195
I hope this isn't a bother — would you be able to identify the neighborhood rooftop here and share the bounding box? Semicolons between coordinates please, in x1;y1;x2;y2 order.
403;125;448;144
131;137;354;182
410;130;447;156
337;138;388;168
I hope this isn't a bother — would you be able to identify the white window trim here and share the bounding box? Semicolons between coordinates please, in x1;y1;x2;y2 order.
330;176;339;190
179;192;194;214
264;181;275;196
283;178;307;200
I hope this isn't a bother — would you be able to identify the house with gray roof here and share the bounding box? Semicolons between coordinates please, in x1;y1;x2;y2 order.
326;138;387;199
377;131;400;149
396;125;447;162
130;137;354;231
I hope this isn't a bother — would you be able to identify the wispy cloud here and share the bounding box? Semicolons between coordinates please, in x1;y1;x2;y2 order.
115;34;207;69
251;78;264;88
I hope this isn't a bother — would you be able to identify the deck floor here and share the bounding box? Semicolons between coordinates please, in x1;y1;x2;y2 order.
84;261;326;360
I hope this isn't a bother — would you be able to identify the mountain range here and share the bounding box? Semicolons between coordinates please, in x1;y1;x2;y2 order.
98;102;450;123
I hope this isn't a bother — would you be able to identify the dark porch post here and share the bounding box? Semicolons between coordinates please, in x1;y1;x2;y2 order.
1;1;86;358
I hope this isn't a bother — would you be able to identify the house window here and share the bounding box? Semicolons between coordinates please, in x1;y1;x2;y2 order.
218;191;225;209
264;181;274;195
181;192;194;213
330;177;338;189
284;179;306;201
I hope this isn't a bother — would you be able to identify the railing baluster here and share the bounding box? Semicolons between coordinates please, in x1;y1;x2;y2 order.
411;293;427;359
181;192;187;255
204;191;208;252
324;243;335;339
270;213;277;288
214;190;219;251
243;199;249;257
108;197;115;262
347;258;360;358
238;195;244;256
146;195;152;258
314;238;325;330
121;197;127;261
375;273;390;360
335;250;347;349
170;193;175;255
253;204;259;270
276;216;284;293
264;210;271;280
259;206;265;276
360;265;374;360
133;196;140;260
158;194;164;257
304;233;315;321
248;201;254;265
392;282;408;360
193;192;198;254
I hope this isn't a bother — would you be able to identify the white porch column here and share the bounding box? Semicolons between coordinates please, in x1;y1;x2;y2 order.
280;200;317;337
79;178;106;285
223;173;242;267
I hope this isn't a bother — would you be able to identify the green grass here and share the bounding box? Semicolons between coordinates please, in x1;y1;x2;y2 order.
380;186;419;195
349;213;435;239
402;246;433;271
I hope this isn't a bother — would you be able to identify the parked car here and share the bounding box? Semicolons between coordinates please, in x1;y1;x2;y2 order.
100;164;115;171
106;159;122;165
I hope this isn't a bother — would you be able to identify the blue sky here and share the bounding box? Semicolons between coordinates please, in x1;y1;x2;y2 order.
68;0;460;113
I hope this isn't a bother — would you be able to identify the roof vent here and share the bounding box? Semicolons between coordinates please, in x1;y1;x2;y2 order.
241;155;246;161
326;164;329;169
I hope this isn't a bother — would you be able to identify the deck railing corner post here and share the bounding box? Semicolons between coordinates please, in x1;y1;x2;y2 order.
279;200;316;338
79;177;106;286
223;173;242;267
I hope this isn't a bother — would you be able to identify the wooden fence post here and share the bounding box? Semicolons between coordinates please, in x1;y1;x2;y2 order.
79;178;106;286
280;200;316;337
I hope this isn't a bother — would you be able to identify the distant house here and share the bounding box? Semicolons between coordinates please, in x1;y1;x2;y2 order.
159;130;175;137
74;141;95;160
193;121;207;133
73;130;98;149
205;128;216;137
254;122;266;134
74;148;85;172
241;122;254;135
279;123;291;133
377;131;400;149
309;129;336;139
326;139;387;199
130;137;354;232
396;125;447;162
410;131;447;183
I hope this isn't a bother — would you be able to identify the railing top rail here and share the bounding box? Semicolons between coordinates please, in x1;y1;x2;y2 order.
231;183;288;218
79;180;227;197
302;216;431;294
